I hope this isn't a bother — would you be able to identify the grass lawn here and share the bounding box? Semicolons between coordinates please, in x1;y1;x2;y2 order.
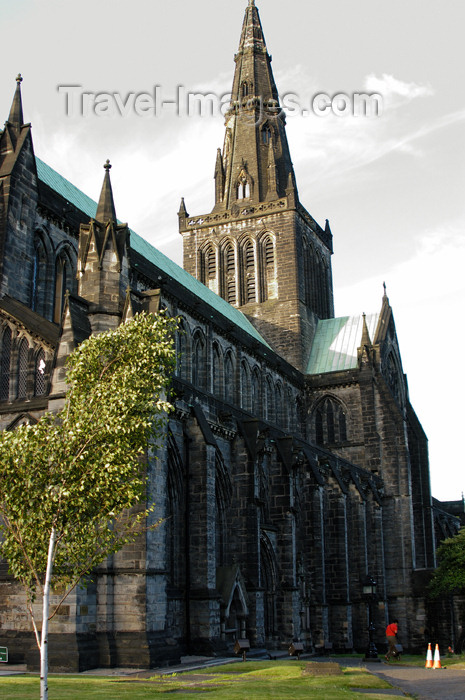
0;660;401;699
388;652;465;669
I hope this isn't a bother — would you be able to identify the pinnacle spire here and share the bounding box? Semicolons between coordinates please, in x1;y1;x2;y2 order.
361;313;372;347
96;159;117;223
236;0;268;62
216;1;296;210
178;197;188;217
7;74;24;128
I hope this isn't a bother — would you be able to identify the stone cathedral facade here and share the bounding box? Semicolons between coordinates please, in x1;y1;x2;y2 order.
0;1;458;670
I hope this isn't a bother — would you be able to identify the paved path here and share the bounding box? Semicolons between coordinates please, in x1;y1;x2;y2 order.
368;663;465;700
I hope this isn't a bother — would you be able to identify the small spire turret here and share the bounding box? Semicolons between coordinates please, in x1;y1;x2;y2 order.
361;312;372;348
95;159;117;223
7;74;24;129
214;148;225;207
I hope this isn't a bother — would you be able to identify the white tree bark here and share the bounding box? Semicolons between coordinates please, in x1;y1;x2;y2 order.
40;527;56;700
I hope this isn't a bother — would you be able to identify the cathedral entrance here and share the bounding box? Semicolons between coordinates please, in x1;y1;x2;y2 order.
216;566;249;646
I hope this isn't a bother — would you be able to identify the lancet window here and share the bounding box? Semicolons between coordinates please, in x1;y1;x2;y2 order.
314;397;347;446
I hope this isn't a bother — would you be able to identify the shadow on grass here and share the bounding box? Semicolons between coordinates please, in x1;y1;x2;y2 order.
0;661;402;700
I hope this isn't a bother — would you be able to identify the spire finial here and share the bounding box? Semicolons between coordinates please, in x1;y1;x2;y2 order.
8;73;24;128
178;197;188;217
360;312;372;351
96;159;117;223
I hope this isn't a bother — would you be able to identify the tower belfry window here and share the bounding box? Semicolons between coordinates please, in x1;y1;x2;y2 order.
207;249;215;278
244;240;256;303
236;170;251;200
262;124;272;145
224;243;236;304
263;236;276;300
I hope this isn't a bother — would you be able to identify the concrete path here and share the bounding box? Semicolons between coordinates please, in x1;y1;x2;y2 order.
368;663;465;700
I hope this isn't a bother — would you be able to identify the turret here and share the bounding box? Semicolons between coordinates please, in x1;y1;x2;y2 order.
77;160;130;333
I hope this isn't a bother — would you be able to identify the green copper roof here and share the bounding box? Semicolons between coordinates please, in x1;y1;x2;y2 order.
307;313;379;375
35;157;270;349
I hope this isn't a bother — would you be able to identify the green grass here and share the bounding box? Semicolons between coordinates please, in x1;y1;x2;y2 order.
0;661;400;699
389;652;465;669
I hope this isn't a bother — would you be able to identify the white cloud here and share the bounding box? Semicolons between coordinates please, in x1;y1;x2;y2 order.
364;73;434;107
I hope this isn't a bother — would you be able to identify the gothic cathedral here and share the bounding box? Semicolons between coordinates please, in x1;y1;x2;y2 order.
0;1;458;670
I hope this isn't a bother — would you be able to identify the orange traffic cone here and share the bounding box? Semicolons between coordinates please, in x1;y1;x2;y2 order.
425;643;433;668
433;644;441;669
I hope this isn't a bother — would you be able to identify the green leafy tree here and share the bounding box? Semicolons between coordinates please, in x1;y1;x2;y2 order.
429;528;465;598
0;312;177;700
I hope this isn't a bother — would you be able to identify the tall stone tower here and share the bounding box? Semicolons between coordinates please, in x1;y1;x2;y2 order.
179;0;334;371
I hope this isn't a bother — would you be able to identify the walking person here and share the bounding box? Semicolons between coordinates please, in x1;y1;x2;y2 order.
385;619;399;661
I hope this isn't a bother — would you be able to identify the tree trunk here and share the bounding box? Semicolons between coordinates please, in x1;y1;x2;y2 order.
40;527;56;700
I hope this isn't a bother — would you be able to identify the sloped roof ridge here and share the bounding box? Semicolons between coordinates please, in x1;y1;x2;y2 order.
35;156;269;349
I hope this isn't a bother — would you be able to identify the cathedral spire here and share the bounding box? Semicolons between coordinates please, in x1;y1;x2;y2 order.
361;313;372;348
96;160;117;223
7;74;24;129
216;0;296;210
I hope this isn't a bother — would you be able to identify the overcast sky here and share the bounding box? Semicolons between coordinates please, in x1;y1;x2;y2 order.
1;0;464;501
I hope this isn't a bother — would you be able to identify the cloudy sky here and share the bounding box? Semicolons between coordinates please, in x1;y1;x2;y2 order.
2;0;464;501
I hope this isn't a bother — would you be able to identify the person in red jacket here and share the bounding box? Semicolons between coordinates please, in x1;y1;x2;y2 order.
385;620;399;661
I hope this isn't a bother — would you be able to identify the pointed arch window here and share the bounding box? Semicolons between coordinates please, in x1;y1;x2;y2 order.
252;368;261;416
224;352;234;403
202;244;217;291
314;397;347;446
0;327;12;401
223;243;236;305
176;319;189;381
54;255;68;324
167;436;185;589
244;240;256;303
265;376;274;423
192;331;207;391
236;173;251;200
262;124;272;145
34;348;46;397
302;239;312;307
212;342;222;397
17;338;29;400
31;240;48;317
240;360;251;411
275;383;283;426
262;235;276;301
286;388;293;432
260;536;277;639
240;81;250;98
386;353;401;402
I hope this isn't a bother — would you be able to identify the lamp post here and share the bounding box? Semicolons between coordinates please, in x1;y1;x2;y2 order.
363;575;380;662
